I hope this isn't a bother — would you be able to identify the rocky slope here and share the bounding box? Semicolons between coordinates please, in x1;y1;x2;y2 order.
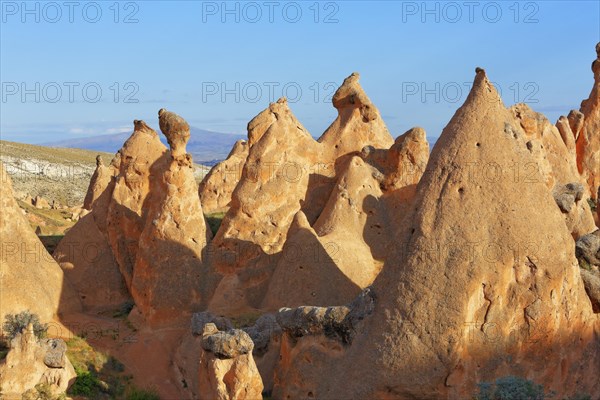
0;140;209;208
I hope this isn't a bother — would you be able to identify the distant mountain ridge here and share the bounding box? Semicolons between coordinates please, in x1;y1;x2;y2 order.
42;127;245;165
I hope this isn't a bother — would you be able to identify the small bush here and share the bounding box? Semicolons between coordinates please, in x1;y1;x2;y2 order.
205;212;226;236
68;366;102;397
476;376;547;400
126;387;160;400
106;355;126;372
3;311;47;340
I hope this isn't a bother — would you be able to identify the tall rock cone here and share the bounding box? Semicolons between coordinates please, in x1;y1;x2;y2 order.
319;72;394;156
209;74;394;313
54;152;130;311
106;120;168;288
199;106;274;215
272;70;600;399
212;98;317;256
82;155;115;211
208;98;319;313
264;128;429;309
199;140;249;214
307;72;395;223
130;109;214;325
576;42;600;200
0;163;81;323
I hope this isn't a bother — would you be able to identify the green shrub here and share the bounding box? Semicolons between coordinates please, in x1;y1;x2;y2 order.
205;212;226;236
68;367;101;396
3;311;47;340
107;355;126;372
126;387;160;400
476;376;547;400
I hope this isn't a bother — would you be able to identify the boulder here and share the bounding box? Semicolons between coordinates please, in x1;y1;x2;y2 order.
553;182;584;213
243;314;282;355
581;269;600;313
201;325;254;359
576;230;600;267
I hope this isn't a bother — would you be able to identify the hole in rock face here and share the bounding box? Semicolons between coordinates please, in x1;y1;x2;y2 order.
458;187;465;194
476;142;481;147
308;392;314;398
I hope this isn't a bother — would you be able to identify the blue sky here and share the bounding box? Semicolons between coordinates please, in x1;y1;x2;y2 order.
1;0;599;144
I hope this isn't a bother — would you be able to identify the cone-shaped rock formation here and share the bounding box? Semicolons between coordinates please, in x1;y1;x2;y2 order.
271;69;600;399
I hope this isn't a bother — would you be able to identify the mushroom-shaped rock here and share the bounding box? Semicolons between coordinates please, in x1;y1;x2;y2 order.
567;110;585;140
131;110;213;326
198;324;264;400
158;108;191;158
